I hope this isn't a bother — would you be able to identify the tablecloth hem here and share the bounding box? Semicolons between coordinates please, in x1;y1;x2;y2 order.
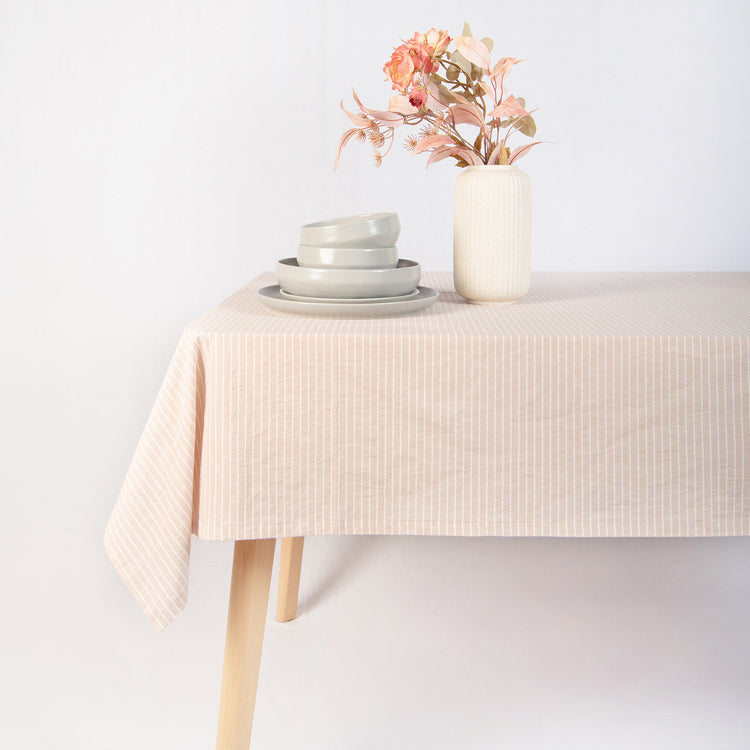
194;524;750;541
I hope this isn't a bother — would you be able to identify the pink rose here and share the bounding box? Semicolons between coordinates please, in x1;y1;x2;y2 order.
385;29;451;92
408;88;428;109
412;28;451;57
408;42;436;74
384;44;416;92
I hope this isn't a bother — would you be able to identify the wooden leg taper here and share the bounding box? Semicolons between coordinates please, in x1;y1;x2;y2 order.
276;537;304;622
216;538;276;750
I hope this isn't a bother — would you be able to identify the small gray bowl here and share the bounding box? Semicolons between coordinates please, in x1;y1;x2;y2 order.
297;244;399;269
300;212;400;248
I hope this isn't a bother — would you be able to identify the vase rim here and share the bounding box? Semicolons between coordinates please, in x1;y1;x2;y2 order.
465;164;519;169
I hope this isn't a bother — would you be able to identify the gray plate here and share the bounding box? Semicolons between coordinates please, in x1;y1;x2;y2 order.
258;285;439;317
278;288;420;304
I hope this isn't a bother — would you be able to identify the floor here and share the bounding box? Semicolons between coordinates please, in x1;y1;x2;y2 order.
4;535;750;749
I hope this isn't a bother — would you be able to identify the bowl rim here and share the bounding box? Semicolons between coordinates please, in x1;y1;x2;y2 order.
279;257;417;273
300;212;398;231
297;243;398;254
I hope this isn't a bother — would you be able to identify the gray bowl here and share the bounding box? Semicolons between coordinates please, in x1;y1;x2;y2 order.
300;213;400;248
297;244;399;269
276;258;420;299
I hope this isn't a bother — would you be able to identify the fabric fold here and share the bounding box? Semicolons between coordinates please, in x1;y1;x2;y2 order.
104;330;205;629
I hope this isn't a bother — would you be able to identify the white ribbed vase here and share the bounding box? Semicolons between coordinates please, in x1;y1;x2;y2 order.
453;165;532;304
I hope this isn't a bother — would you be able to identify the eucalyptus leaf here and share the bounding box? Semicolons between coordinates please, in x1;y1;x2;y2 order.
473;132;484;153
450;49;473;77
436;83;459;104
462;21;473;37
470;63;482;81
446;65;459;81
516;115;537;138
517;97;526;108
481;37;494;53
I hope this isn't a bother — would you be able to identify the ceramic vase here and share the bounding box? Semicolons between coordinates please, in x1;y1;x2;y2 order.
453;165;532;304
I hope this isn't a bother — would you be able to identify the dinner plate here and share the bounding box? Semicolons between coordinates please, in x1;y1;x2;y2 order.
258;285;439;317
278;288;420;304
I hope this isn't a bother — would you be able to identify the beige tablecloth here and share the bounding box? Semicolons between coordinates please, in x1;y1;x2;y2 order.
105;272;750;629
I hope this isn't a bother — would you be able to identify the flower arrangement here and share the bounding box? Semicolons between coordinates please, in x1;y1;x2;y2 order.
335;23;542;171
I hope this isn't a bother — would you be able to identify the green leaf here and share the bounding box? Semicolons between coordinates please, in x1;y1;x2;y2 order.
516;115;537;138
446;64;459;81
470;63;482;81
435;83;459;104
450;50;473;77
462;22;473;37
481;37;494;53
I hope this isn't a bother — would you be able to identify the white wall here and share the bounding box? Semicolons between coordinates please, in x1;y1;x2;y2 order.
1;2;749;748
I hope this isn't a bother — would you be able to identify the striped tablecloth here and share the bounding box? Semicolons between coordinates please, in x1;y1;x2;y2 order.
105;272;750;629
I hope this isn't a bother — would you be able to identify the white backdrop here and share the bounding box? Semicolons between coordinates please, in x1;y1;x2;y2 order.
1;1;749;749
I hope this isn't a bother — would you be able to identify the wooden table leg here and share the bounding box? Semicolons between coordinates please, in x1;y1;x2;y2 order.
276;537;304;623
216;538;276;750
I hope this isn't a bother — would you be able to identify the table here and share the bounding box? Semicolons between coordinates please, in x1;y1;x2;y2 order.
104;271;750;749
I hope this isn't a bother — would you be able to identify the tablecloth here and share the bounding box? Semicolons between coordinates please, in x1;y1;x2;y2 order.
105;272;750;629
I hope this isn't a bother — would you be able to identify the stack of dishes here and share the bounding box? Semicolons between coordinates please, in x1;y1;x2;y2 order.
257;213;439;317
